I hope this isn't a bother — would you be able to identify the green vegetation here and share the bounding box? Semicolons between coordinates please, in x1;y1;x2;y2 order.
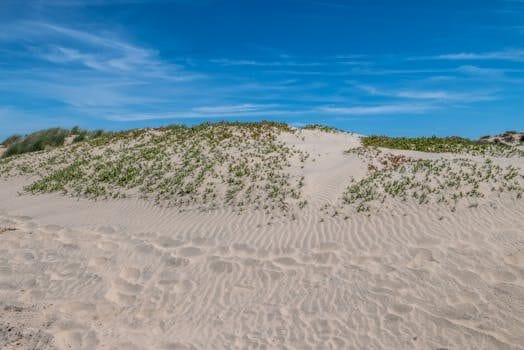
1;127;108;158
2;122;522;216
342;157;524;212
302;124;343;133
0;121;306;214
1;134;22;147
362;135;523;157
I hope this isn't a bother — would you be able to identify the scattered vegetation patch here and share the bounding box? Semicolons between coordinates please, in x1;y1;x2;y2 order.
342;158;524;212
362;135;523;157
302;124;343;133
0;122;306;214
1;127;108;158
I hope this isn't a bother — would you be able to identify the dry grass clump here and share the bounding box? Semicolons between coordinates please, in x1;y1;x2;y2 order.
362;135;524;157
342;157;524;212
0;227;16;234
0;122;306;214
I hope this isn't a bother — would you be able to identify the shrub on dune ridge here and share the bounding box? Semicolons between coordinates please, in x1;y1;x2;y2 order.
3;128;71;158
1;134;22;148
1;127;109;158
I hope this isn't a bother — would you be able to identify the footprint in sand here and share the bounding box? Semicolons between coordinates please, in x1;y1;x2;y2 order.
274;257;297;266
209;260;234;274
178;247;203;257
105;273;143;307
97;226;116;234
155;236;184;248
158;269;180;285
43;224;63;232
407;248;437;268
120;267;141;282
97;240;119;251
163;254;190;268
55;329;99;350
232;243;256;255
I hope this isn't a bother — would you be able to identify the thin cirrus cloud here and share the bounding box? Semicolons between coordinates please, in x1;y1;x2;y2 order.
192;104;280;114
106;103;435;122
317;104;435;116
29;0;204;8
210;57;370;68
0;21;204;113
209;58;325;67
355;84;496;102
105;104;305;122
422;49;524;62
1;21;192;80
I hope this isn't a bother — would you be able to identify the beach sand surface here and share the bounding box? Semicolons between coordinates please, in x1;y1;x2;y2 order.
1;130;523;349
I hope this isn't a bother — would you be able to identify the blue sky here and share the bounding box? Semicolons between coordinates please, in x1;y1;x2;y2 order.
1;0;523;139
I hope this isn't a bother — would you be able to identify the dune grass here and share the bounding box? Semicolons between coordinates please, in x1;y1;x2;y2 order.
362;135;523;157
1;127;108;158
1;135;23;148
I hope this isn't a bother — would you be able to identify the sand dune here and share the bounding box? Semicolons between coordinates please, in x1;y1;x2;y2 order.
1;128;523;349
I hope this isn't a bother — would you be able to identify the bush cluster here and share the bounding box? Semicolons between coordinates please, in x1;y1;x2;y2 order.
1;127;107;158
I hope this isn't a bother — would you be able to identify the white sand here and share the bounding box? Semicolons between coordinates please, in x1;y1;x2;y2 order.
1;130;523;349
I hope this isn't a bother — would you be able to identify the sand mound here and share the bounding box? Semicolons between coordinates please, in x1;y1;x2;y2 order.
1;125;523;349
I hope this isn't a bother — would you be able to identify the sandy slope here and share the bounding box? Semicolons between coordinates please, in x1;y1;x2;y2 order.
1;130;523;349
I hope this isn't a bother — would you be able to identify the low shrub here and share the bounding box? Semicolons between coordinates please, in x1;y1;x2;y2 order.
1;134;22;147
2;127;108;158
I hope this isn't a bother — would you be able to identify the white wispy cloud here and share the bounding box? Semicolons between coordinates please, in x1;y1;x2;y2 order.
356;84;496;102
0;21;194;80
33;0;202;6
317;104;434;115
192;104;279;114
422;49;524;62
0;20;208;117
210;58;324;67
105;104;303;122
